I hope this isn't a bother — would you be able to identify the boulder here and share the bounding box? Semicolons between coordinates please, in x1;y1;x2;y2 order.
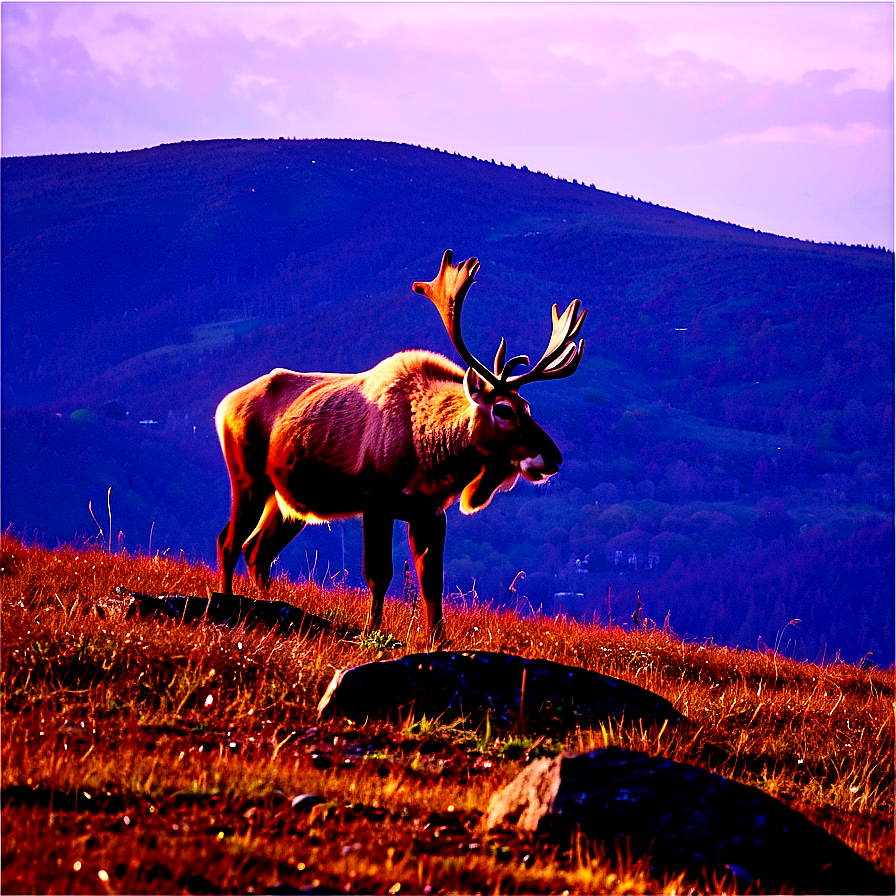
290;793;327;813
116;587;352;638
317;651;683;733
486;746;889;894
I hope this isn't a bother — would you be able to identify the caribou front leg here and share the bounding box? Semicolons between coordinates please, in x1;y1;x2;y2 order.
408;511;448;649
362;508;394;633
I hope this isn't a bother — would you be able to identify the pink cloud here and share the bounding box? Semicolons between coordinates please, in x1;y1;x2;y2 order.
1;2;891;247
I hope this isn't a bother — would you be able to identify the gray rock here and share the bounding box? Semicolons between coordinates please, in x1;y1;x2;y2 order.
486;746;889;894
317;650;683;733
290;793;327;813
117;587;357;638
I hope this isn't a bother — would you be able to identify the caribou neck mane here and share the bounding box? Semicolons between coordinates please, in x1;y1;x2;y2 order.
363;349;481;489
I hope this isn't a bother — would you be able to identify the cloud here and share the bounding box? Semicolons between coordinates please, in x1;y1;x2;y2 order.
721;122;884;148
4;3;889;154
0;8;871;126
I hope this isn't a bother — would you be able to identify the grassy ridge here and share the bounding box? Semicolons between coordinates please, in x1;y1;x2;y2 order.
1;536;892;894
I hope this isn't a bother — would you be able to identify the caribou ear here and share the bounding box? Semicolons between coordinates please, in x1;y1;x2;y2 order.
463;367;491;410
460;462;518;514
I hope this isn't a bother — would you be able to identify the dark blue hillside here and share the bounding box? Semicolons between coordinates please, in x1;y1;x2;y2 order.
5;138;889;407
2;138;892;664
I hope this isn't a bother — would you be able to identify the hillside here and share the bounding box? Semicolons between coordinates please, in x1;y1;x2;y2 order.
1;539;893;894
1;138;893;664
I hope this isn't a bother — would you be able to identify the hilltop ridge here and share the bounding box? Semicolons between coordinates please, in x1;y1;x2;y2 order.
2;138;892;664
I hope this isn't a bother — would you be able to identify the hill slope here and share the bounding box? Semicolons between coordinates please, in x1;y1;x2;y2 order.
1;138;893;664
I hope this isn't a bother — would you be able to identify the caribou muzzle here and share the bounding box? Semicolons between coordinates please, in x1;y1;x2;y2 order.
518;428;562;482
520;456;558;482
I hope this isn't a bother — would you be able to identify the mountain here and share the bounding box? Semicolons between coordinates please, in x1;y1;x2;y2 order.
2;138;893;664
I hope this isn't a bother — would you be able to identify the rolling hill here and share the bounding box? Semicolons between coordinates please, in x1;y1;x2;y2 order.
2;138;893;663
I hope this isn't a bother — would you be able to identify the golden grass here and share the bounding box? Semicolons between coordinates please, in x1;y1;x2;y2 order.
1;536;893;894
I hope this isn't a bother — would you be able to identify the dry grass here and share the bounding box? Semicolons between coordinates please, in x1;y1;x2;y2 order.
1;535;893;894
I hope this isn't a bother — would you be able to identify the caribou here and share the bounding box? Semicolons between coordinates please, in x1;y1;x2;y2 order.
215;250;586;644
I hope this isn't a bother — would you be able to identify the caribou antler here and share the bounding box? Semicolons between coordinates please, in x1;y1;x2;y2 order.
501;299;587;389
414;249;586;393
413;249;494;385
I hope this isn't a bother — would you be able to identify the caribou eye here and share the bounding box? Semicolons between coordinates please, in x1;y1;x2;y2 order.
493;404;514;421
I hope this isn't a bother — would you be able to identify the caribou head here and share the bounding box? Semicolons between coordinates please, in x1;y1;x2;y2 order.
413;250;586;513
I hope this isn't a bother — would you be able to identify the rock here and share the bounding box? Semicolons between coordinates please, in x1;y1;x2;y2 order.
317;650;683;733
486;746;889;894
310;753;333;771
264;886;342;896
182;874;222;894
290;793;327;813
117;587;356;638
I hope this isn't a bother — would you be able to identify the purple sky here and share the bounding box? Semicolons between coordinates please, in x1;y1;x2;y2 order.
2;2;892;248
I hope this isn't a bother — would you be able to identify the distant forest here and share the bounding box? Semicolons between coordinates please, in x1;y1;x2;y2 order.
2;138;893;665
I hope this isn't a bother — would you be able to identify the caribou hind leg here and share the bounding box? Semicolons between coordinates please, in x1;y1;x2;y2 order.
216;398;276;594
218;483;271;594
242;493;306;589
